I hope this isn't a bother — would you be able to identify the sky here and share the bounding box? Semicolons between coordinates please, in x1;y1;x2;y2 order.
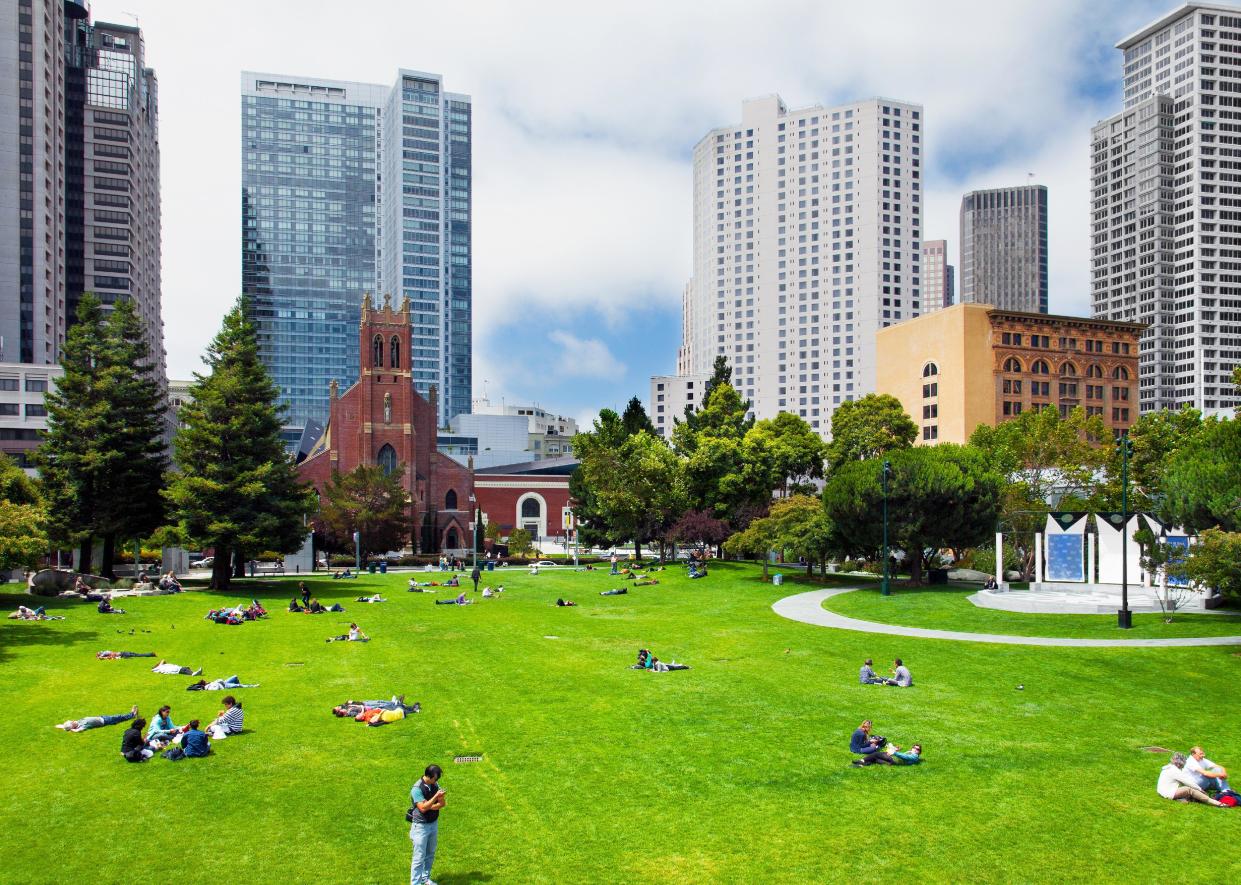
103;0;1178;428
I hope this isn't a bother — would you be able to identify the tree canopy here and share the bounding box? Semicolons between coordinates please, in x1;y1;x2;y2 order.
825;394;916;473
1158;415;1241;532
314;463;410;559
0;453;46;570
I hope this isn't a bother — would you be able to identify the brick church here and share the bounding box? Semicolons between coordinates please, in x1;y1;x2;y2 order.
298;294;573;554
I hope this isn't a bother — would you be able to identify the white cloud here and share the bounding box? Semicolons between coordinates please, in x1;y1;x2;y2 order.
108;0;1168;389
547;330;627;379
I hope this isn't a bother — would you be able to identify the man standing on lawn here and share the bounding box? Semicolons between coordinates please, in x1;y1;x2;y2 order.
470;565;481;593
410;763;446;885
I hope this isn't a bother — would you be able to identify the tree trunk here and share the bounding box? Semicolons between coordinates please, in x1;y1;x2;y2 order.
211;544;232;590
909;553;923;586
761;556;769;582
232;549;245;579
634;537;643;563
78;537;93;575
100;532;116;581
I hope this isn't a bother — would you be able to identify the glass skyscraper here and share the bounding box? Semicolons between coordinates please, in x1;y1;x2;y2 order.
241;70;471;437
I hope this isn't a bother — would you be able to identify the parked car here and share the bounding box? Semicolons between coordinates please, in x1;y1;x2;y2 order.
534;560;557;567
190;556;214;569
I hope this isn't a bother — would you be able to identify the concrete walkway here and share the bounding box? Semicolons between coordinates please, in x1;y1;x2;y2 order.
771;588;1241;648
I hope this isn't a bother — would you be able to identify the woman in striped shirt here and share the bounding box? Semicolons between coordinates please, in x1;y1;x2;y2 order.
207;695;244;740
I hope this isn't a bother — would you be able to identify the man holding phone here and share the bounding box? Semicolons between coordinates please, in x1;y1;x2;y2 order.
410;763;446;885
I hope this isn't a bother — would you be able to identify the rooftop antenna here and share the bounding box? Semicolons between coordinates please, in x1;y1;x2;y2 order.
122;11;140;26
1027;172;1035;185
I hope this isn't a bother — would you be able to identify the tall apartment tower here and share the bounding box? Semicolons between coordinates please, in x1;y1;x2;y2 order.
1;0;69;365
242;70;471;438
921;238;954;312
64;14;164;384
678;95;924;435
959;185;1048;313
1091;2;1241;417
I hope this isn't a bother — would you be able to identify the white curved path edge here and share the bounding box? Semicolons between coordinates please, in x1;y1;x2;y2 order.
772;588;1241;648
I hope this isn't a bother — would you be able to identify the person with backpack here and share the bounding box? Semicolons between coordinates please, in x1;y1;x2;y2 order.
409;763;446;885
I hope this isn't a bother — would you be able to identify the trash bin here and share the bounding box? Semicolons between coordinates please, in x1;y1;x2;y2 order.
928;568;948;584
772;573;783;586
368;562;377;574
379;561;388;574
486;561;494;572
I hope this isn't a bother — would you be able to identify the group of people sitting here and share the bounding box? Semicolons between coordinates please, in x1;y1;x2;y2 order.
849;719;923;767
326;623;370;642
631;648;690;672
10;604;63;621
56;698;246;762
331;569;357;579
437;556;466;571
331;695;420;726
204;600;267;624
1158;747;1236;807
157;571;183;593
858;657;913;687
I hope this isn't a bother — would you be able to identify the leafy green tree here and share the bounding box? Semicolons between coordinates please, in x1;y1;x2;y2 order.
673;381;765;525
723;495;835;580
314;463;410;559
575;430;683;561
1182;528;1241;599
822;444;1003;584
507;527;534;558
1095;407;1202;513
825;394;916;473
742;412;826;497
0;453;47;570
570;408;631;549
969;405;1109;578
38;295;167;577
621;396;658;438
682;355;743;427
1159;415;1241;532
722;511;779;581
165;299;317;589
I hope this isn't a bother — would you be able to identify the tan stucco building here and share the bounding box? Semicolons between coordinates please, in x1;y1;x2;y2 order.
876;303;1144;444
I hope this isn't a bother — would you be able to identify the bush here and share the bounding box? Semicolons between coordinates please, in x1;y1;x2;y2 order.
114;547;161;564
256;551;284;563
967;546;1021;576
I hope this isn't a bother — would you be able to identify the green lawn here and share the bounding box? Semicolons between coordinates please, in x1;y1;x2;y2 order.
2;562;1239;884
821;585;1241;639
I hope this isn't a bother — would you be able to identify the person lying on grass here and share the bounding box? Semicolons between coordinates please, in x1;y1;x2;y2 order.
11;604;63;620
355;594;387;603
600;587;628;596
852;741;923;767
631;649;688;671
97;650;155;660
1158;752;1228;807
121;717;155;762
55;704;138;732
327;623;370;642
207;696;244;740
97;597;125;614
152;659;202;676
555;598;577;607
163;720;209;760
635;579;660;587
435;593;473;606
186;674;259;691
332;696;420;718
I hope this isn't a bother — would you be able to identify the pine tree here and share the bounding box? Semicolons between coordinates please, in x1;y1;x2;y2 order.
166;299;317;589
38;294;167;576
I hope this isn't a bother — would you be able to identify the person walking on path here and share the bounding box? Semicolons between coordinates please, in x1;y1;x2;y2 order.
470;566;481;593
410;763;446;885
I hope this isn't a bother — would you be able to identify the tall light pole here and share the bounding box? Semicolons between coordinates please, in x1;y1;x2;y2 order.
1117;434;1134;629
881;459;892;597
469;493;478;571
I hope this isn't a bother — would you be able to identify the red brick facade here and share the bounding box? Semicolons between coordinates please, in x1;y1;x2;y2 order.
299;294;571;552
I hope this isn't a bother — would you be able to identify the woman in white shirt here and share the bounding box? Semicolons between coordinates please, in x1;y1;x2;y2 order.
1157;753;1226;806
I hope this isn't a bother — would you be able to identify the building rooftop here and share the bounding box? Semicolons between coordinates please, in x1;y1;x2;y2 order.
475;456;579;476
1115;3;1238;50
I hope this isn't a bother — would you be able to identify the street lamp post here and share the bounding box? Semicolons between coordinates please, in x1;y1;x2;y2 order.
1117;435;1134;629
469;494;478;571
881;460;892;597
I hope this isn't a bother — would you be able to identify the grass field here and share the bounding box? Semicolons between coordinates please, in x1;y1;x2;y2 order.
822;585;1241;639
2;562;1239;884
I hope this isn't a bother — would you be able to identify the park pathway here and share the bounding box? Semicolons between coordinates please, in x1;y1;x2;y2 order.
772;588;1241;648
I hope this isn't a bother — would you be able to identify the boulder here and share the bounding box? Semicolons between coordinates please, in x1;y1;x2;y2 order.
28;569;111;597
947;567;993;583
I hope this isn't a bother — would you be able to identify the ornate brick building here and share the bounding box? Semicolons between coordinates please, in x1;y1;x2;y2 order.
299;294;573;552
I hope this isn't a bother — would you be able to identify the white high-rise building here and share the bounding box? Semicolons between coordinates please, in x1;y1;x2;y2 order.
649;372;709;439
678;95;924;435
1091;2;1241;417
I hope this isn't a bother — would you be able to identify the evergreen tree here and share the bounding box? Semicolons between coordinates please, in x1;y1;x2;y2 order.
166;299;317;589
38;294;167;576
621;396;658;437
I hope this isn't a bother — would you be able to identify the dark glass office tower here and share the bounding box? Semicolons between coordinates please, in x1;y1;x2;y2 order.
960;185;1048;314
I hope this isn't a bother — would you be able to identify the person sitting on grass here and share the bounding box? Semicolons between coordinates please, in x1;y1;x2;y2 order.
1158;752;1227;807
849;720;886;755
983;576;999;591
435;592;472;606
55;705;139;732
332;569;356;580
884;658;913;687
245;600;267;619
163;720;210;760
859;658;885;685
634;579;660;587
555;598;576;607
152;660;202;677
355;594;386;603
600;587;628;596
853;742;923;767
305;598;327;613
121;717;154;762
97;596;125;614
97;650;155;660
159;571;183;593
147;705;185;745
186;674;258;691
327;623;370;642
1186;746;1232;795
207;696;244;740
